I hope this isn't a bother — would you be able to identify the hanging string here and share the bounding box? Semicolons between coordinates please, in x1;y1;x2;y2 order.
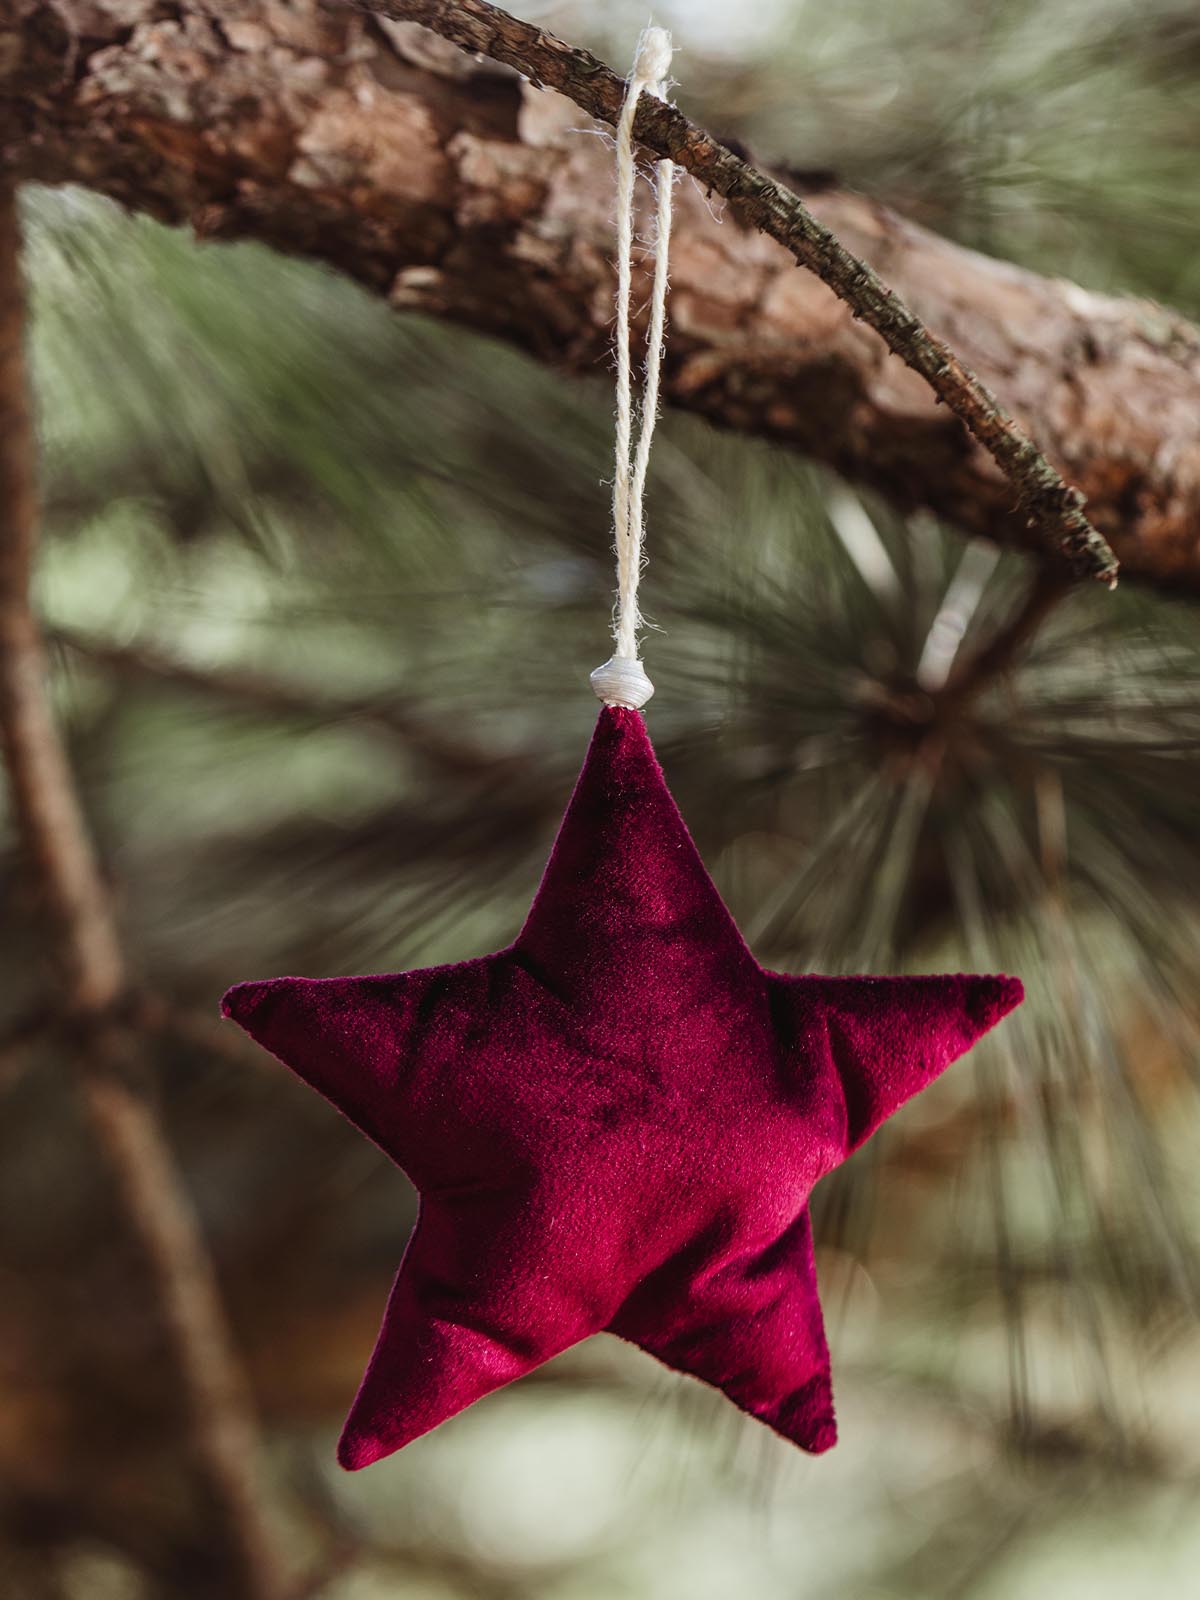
591;25;675;712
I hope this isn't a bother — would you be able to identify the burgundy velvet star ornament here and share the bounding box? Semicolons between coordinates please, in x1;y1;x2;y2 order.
222;707;1022;1468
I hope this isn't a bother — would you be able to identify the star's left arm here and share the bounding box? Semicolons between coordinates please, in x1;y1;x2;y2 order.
222;962;492;1181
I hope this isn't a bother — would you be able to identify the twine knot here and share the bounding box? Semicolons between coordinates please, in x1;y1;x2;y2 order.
590;656;655;710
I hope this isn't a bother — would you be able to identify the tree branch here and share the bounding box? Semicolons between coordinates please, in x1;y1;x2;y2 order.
11;4;1200;592
0;183;290;1600
339;0;1117;589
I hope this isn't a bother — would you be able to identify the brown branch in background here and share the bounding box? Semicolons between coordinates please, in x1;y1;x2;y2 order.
0;1003;54;1090
341;0;1119;590
0;183;290;1600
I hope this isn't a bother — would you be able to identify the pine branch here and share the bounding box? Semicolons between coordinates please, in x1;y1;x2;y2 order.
337;0;1119;590
0;184;290;1600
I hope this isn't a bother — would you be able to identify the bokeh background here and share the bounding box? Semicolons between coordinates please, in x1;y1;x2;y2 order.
5;0;1200;1595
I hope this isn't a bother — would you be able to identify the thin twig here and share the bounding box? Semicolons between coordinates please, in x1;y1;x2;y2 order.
0;1003;54;1090
1;991;278;1101
337;0;1118;589
0;182;290;1600
138;991;291;1072
50;625;501;780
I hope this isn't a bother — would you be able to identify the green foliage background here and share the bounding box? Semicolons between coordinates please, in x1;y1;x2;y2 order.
4;1;1200;1595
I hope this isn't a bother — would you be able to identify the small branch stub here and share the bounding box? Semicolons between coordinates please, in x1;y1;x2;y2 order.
591;656;654;709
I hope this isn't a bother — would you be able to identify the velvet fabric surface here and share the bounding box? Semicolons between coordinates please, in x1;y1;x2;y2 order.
223;707;1023;1469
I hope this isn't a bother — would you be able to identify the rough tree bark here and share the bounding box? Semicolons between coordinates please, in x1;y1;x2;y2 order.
5;1;1200;593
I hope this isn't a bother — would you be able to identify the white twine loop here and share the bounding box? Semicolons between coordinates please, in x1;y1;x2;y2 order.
591;24;675;712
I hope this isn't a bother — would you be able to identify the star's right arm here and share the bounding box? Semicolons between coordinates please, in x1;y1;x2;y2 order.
771;972;1024;1154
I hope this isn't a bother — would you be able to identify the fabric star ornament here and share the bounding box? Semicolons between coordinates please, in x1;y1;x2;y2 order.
223;708;1023;1468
